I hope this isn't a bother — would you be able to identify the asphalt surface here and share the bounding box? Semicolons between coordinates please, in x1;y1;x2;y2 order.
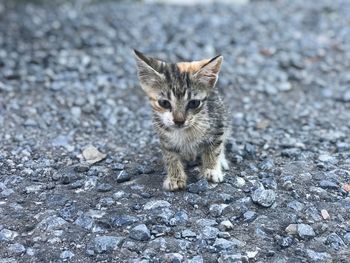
0;0;350;262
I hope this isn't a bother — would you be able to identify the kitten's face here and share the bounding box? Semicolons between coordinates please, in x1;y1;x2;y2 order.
134;50;223;130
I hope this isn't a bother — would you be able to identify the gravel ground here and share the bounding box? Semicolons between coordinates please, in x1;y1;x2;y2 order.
1;0;350;262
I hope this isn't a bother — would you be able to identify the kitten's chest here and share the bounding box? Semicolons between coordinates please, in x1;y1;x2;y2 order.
163;129;206;160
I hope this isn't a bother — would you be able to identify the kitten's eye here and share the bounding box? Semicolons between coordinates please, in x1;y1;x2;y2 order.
158;99;171;109
187;100;201;109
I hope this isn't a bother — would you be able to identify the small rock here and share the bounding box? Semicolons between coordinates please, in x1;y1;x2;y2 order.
8;243;25;255
213;238;244;251
92;236;123;253
37;216;67;231
161;253;183;263
196;219;217;227
258;158;274;170
202;226;219;240
318;154;337;164
285;224;297;235
278;236;294;248
188;179;209;194
82;145;106;164
96;183;112;192
251;188;276;207
1;188;14;198
74;164;90;173
116;170;131;183
25;184;43;193
218;254;242;263
235;177;246;188
287;201;305;212
342;183;350;192
74;214;94;230
112;163;125;170
144;200;171;210
247;250;259;259
171;211;188;226
111;215;139;227
130;224;151;241
209;204;228;217
297;224;315;239
181;229;197;238
0;229;18;241
60;250;75;260
220;220;234;231
306;249;331;262
319;180;338;190
188;255;204;263
320;209;330;220
325;233;345;250
243;210;257;222
343;233;350;244
113;191;126;199
244;143;256;157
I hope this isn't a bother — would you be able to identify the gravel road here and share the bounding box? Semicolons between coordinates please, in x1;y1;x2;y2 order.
0;0;350;262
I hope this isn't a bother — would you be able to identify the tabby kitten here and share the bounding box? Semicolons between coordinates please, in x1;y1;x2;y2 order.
134;50;229;191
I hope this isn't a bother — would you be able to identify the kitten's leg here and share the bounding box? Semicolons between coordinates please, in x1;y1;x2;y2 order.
201;142;226;183
220;150;229;171
162;150;187;191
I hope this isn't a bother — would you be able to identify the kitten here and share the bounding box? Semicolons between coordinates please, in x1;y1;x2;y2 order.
134;50;229;191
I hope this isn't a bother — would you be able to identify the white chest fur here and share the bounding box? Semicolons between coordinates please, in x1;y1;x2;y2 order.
164;128;204;161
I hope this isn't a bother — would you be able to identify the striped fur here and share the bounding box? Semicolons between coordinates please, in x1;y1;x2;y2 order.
134;50;229;191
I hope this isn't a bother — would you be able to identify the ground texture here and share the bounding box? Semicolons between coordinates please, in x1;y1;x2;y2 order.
0;0;350;262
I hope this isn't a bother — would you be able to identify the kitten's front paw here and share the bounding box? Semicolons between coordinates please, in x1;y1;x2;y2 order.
202;168;224;183
163;177;187;191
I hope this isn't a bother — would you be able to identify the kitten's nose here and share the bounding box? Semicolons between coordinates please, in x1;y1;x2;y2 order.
174;119;185;127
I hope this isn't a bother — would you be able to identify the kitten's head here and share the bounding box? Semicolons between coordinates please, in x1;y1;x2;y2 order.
134;50;223;130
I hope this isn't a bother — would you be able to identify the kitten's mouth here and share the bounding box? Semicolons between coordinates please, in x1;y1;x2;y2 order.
171;124;188;129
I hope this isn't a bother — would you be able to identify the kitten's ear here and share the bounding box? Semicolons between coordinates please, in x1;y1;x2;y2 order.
133;49;164;96
194;55;223;88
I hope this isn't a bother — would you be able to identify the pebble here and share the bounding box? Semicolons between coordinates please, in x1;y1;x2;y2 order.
0;229;18;241
251;188;276;207
161;253;183;262
285;224;297;235
37;216;67;231
306;249;331;262
287;201;305;212
181;229;197;238
92;236;123;253
144;200;171;210
319;180;338;190
113;191;126;199
60;250;75;260
243;210;257;222
213;238;244;251
209;204;228;217
129;224;151;241
116;170;131;183
343;233;350;244
111;214;139;227
297;224;316;239
278;236;294;248
188;179;209;194
96;183;112;192
325;233;345;250
320;209;330;220
202;226;219;240
188;255;204;263
220;220;234;230
8;243;26;255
